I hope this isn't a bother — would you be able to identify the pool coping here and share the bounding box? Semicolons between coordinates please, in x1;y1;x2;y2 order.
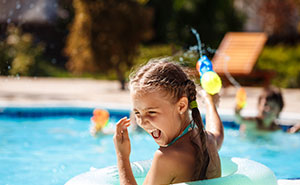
1;102;299;126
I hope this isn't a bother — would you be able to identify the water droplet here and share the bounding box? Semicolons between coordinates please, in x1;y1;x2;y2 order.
51;58;56;64
7;65;11;69
189;45;197;51
6;18;11;24
29;3;34;9
36;7;41;12
16;3;21;10
9;10;14;16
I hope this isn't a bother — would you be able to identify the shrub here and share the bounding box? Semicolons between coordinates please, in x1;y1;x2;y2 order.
0;41;13;75
0;25;47;76
64;0;153;90
256;45;300;88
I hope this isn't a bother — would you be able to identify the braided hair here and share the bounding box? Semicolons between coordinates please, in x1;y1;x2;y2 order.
129;58;210;180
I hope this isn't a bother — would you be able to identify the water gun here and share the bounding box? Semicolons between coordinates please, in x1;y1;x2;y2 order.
91;109;110;132
236;87;247;109
196;55;222;95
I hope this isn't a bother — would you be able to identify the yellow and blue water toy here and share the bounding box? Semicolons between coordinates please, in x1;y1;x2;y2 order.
196;55;222;95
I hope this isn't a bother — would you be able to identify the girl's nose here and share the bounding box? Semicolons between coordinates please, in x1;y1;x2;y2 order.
264;104;271;112
139;117;148;126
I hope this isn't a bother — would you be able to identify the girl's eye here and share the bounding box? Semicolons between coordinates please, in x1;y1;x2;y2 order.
148;111;156;115
134;112;141;117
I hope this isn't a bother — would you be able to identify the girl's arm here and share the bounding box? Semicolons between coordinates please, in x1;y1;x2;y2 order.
234;106;244;124
114;118;175;185
202;92;224;150
234;106;257;126
113;117;137;185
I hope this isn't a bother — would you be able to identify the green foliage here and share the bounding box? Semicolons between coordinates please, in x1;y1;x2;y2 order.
9;37;44;76
0;25;68;77
134;44;201;67
0;40;12;75
135;44;300;89
172;48;199;68
134;44;174;64
147;0;245;47
256;45;300;88
0;25;44;76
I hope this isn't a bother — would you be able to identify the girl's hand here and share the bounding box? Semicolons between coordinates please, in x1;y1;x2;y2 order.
201;90;220;107
288;123;300;133
113;117;131;159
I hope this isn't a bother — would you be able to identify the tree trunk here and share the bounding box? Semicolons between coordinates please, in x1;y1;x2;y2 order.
120;79;126;91
116;68;126;91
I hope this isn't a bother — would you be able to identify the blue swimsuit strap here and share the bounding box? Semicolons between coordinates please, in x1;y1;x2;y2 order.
167;121;194;147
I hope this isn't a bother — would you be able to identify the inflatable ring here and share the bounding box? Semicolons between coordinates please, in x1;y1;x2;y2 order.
65;157;277;185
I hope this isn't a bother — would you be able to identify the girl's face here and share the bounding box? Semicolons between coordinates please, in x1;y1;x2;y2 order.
258;98;280;123
131;91;184;146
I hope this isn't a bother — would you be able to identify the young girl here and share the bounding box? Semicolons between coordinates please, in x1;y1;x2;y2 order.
113;59;224;184
235;86;284;132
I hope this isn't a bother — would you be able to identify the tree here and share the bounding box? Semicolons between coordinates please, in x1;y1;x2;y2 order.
147;0;244;48
236;0;300;44
259;0;299;44
0;25;45;76
65;0;153;90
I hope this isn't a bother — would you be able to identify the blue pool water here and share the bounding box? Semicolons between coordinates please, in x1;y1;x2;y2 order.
0;107;299;185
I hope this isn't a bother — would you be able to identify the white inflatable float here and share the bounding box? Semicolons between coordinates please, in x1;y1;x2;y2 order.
65;157;277;185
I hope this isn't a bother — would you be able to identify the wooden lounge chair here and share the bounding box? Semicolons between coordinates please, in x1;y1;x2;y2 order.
212;32;275;87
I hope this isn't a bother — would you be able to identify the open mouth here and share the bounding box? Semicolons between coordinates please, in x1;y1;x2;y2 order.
151;129;161;139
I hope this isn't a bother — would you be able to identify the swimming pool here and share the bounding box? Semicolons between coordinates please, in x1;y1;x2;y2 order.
0;107;299;185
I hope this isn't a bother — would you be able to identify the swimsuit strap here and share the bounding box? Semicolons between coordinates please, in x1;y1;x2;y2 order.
167;121;194;147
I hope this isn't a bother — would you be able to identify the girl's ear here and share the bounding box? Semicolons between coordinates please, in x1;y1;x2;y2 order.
177;96;189;114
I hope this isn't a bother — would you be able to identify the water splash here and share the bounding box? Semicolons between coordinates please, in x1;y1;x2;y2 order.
29;3;34;9
16;2;21;10
51;58;56;64
9;10;14;16
190;28;203;58
179;28;242;89
189;38;240;87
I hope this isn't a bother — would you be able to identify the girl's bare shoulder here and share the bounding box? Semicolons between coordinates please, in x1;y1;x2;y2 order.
157;143;196;170
155;141;196;182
